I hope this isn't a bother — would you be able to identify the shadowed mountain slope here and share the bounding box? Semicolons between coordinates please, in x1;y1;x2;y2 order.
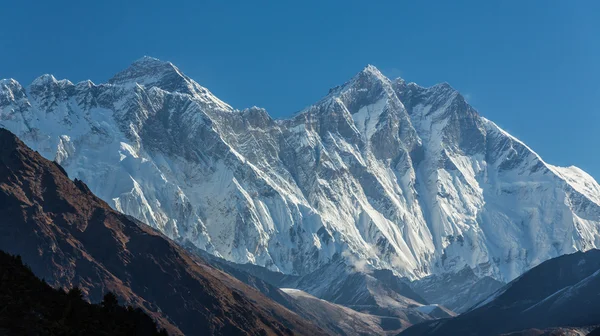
0;249;167;335
399;250;600;336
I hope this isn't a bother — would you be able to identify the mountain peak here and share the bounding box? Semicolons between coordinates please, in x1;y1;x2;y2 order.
431;81;454;91
343;64;393;92
30;74;58;86
109;56;233;111
29;74;74;89
362;64;380;72
108;56;193;94
126;56;182;74
357;64;387;81
363;64;379;71
0;79;26;100
132;55;171;66
0;78;20;87
323;64;390;98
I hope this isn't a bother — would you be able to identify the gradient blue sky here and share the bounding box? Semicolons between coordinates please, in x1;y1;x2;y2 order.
1;1;599;179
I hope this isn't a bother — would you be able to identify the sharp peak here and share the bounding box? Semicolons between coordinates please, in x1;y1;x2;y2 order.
117;56;182;77
363;63;380;71
131;56;175;68
31;74;57;85
0;78;21;86
346;64;393;87
0;78;25;92
431;81;454;90
427;81;464;99
326;64;390;91
358;64;386;77
108;56;191;90
315;64;394;107
29;74;73;87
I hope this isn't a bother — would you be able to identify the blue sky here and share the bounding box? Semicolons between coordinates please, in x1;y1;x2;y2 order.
1;1;599;179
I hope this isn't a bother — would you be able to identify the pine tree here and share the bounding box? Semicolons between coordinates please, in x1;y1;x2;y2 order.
101;292;119;312
67;286;83;301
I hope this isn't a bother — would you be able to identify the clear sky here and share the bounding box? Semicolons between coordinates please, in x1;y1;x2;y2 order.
1;1;598;179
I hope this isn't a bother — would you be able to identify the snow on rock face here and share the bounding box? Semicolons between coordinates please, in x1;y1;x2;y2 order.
1;58;599;281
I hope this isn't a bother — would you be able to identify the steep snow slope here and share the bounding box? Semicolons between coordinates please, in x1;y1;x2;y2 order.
1;57;599;282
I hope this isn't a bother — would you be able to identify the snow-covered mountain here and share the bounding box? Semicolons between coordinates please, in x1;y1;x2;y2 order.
1;56;599;282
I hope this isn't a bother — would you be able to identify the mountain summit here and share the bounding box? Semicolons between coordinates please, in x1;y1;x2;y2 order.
109;56;193;92
1;57;599;282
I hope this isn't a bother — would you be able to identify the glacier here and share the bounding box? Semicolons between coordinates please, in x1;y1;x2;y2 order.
1;56;599;282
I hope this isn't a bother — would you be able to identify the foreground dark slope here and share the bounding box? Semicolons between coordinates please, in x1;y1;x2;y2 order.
0;250;166;335
0;128;325;336
400;249;600;336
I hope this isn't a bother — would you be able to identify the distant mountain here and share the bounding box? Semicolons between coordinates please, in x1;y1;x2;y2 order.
399;249;600;336
285;259;427;315
1;57;599;287
0;249;166;335
502;326;597;336
409;266;505;312
185;242;448;334
0;128;325;335
277;258;454;328
282;288;406;336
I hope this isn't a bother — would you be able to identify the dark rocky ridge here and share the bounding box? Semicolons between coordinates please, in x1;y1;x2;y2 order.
399;249;600;336
0;249;166;335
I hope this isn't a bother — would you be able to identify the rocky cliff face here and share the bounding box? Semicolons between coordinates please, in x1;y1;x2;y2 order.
1;57;599;282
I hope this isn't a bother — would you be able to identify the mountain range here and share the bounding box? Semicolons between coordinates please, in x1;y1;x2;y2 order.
2;56;599;284
1;57;600;335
